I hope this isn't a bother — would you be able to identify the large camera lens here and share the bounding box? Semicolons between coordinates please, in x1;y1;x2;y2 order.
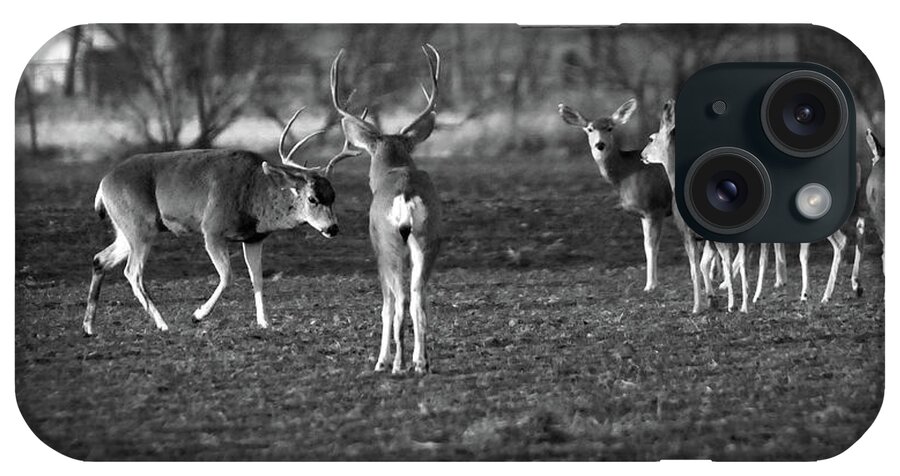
761;70;848;157
685;147;771;234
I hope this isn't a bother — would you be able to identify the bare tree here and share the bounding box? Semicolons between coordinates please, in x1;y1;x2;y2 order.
64;25;83;97
103;24;271;149
17;72;39;154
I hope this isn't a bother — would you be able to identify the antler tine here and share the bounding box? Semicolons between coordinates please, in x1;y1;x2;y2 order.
278;106;306;162
330;49;379;138
330;49;353;119
283;129;325;170
325;107;369;176
400;43;440;135
277;106;325;172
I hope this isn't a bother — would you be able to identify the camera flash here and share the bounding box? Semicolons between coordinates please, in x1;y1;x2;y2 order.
795;183;832;220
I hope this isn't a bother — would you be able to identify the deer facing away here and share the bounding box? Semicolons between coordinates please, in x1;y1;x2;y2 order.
558;99;673;292
328;45;442;374
83;109;339;336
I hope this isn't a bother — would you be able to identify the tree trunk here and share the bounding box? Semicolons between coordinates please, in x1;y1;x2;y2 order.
20;74;38;154
64;25;83;97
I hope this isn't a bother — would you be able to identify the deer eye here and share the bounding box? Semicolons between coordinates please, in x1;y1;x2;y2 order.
308;197;318;205
606;126;614;132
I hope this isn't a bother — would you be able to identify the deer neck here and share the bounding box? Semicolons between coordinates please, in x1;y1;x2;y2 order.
662;147;677;192
250;173;303;232
368;140;416;193
592;148;628;185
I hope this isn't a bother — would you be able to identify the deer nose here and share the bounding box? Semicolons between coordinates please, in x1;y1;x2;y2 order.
595;142;607;151
324;224;339;237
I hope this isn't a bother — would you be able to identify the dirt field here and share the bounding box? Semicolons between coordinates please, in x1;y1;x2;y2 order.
14;149;884;461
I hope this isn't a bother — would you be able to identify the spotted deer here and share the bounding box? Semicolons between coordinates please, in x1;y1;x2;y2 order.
83;108;340;336
558;99;673;292
641;99;748;313
328;45;442;374
799;128;884;303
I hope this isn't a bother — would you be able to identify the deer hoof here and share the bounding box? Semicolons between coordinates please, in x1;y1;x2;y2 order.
374;361;388;372
192;308;206;322
414;361;429;375
856;287;864;297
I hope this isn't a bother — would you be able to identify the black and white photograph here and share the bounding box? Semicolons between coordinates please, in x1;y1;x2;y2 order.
13;23;885;461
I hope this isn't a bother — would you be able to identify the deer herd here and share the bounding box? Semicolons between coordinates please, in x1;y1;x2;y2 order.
81;44;885;375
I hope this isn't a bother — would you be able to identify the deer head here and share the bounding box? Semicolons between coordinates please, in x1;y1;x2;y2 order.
559;98;637;161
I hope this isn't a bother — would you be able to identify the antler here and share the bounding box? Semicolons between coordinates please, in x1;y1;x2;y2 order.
330;50;379;134
399;44;440;136
325;107;369;176
278;106;325;171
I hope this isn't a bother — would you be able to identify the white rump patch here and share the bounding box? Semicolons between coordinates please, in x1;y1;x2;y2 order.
388;195;425;230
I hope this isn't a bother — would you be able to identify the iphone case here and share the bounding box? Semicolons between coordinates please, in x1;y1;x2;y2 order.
14;23;884;461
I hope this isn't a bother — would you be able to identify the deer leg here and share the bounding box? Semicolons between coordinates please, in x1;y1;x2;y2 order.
241;241;268;328
83;233;129;336
822;231;847;303
774;243;787;288
714;243;735;312
753;243;769;303
852;217;865;297
123;241;167;331
737;243;749;313
374;272;395;372
193;236;232;323
409;236;429;374
640;217;660;292
683;235;702;314
700;241;716;306
800;243;811;301
392;278;409;375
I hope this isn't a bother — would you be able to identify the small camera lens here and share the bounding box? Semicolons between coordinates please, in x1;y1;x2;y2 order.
793;104;815;124
716;180;739;202
685;147;771;235
761;70;849;158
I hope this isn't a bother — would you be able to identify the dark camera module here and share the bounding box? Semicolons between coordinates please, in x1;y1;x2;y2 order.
761;70;848;157
685;147;771;234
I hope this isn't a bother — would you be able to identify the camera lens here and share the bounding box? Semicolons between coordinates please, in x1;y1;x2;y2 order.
707;174;747;212
793;104;815;124
716;180;738;202
685;147;771;235
761;70;849;158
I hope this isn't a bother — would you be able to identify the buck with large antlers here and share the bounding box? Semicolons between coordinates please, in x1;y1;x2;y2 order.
82;108;340;336
328;45;442;374
558;99;673;292
641;100;749;313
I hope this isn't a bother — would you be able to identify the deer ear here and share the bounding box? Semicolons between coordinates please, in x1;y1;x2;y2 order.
612;98;637;125
262;162;308;186
558;104;589;127
342;117;380;152
401;111;436;147
866;129;884;158
663;100;675;125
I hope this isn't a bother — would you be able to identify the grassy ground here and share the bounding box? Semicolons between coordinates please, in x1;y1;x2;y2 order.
14;146;884;461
